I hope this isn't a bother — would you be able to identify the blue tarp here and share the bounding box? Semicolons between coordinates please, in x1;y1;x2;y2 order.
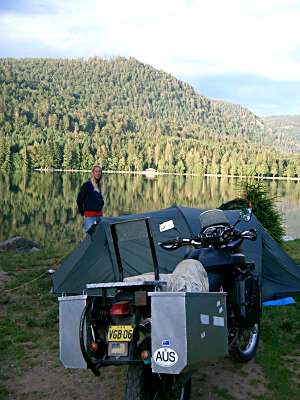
263;297;296;306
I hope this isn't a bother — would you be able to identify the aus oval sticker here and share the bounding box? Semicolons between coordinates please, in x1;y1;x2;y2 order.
153;347;178;367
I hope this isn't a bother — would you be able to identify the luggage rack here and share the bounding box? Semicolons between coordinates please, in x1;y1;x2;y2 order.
86;281;167;289
86;280;167;296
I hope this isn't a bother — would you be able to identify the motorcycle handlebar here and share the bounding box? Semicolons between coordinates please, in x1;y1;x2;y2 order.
158;237;193;250
158;228;257;250
240;229;257;241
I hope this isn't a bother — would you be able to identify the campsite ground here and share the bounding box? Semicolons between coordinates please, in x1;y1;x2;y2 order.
0;240;300;400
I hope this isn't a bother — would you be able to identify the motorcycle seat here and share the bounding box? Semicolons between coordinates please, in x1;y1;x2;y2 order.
186;248;246;272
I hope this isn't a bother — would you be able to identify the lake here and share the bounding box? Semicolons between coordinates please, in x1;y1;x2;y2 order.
1;171;300;245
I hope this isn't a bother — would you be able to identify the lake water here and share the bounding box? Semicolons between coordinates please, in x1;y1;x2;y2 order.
1;171;300;245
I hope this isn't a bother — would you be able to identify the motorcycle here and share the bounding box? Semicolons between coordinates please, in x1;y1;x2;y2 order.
76;208;261;400
159;208;261;363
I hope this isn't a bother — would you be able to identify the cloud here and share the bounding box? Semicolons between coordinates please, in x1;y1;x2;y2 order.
1;0;300;78
1;0;300;114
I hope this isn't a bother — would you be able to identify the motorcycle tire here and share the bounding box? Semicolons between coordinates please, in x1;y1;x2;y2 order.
125;364;191;400
230;322;260;362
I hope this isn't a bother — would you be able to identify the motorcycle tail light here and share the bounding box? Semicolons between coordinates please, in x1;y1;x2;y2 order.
110;301;131;316
140;350;150;360
140;350;151;365
89;341;99;352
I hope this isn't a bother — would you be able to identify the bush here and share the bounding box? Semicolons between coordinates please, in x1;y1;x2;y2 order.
238;180;285;243
220;179;285;243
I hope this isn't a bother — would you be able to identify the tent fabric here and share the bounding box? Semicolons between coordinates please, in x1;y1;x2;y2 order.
261;227;300;299
52;205;300;301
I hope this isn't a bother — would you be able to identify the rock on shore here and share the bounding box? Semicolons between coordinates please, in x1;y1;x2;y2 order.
0;236;40;253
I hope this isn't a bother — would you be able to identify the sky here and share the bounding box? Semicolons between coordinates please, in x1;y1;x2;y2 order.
1;0;300;116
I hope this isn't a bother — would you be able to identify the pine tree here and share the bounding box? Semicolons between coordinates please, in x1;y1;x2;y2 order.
81;142;94;170
238;180;285;243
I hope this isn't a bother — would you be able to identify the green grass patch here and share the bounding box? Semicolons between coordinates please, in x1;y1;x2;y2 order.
213;387;235;400
256;299;300;399
283;239;300;262
0;243;73;370
0;386;10;400
255;240;300;400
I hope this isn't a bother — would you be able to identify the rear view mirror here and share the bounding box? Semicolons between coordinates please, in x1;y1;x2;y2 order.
240;208;253;222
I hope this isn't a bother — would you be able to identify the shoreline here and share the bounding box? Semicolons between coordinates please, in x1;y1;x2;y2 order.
33;168;300;182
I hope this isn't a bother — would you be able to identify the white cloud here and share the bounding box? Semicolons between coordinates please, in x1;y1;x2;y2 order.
1;0;300;80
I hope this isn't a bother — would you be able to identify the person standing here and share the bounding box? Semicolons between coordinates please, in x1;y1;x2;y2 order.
77;165;104;233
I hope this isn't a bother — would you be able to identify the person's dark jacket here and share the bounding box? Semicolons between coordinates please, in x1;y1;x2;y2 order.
76;181;104;216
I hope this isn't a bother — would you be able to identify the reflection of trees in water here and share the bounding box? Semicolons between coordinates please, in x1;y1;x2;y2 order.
0;172;81;244
1;172;300;244
267;180;300;212
103;175;237;215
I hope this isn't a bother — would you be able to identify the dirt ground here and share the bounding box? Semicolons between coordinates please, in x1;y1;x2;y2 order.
3;352;268;400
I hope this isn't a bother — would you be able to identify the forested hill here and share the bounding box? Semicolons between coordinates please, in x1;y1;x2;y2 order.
213;101;299;152
0;57;299;177
263;115;300;147
0;57;267;141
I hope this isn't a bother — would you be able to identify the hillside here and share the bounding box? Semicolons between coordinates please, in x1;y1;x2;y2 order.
0;57;299;176
214;101;299;152
263;115;300;149
0;57;267;140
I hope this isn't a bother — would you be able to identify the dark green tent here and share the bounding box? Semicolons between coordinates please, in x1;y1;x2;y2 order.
52;206;300;301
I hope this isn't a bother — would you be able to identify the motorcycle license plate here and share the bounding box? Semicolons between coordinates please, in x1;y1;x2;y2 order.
107;325;134;342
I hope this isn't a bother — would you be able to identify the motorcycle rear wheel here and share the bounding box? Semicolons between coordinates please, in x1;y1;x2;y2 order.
230;322;260;362
125;364;191;400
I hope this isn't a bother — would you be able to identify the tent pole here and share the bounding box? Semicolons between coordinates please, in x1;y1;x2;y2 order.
145;218;160;281
110;225;124;281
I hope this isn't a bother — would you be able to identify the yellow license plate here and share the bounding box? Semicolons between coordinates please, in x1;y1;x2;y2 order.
107;325;134;342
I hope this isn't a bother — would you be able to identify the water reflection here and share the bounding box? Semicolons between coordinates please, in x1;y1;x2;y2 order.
1;171;300;244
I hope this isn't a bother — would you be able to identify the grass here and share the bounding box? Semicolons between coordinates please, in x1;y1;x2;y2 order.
0;240;300;399
255;299;300;399
213;387;235;400
253;239;300;400
0;243;73;399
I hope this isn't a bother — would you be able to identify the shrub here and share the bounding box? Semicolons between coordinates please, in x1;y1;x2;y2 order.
220;179;285;243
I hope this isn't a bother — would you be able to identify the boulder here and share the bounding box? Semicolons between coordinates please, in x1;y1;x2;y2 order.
0;236;41;253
